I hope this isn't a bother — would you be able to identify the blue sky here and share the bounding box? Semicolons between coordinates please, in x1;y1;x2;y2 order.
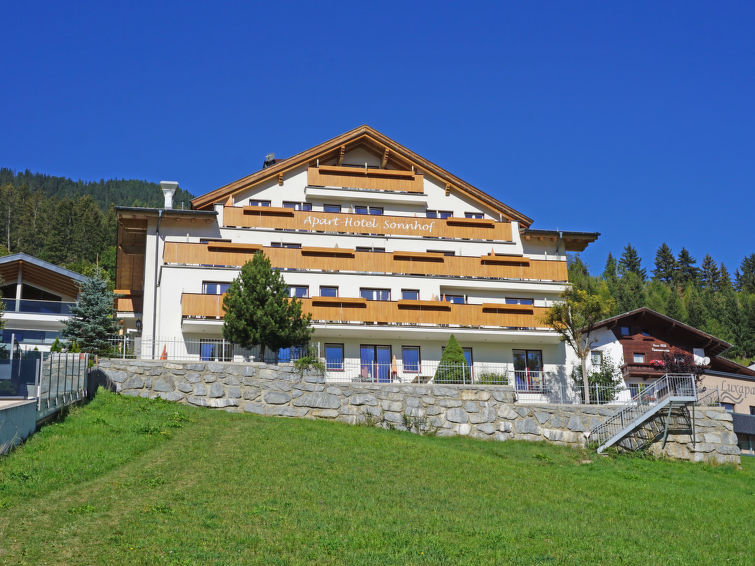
2;2;753;275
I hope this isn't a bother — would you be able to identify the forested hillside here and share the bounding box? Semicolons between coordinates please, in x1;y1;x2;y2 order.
0;169;194;284
570;244;755;365
0;168;193;210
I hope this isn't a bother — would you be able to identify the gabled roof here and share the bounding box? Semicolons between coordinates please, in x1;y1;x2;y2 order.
191;125;534;227
591;307;732;357
0;253;88;299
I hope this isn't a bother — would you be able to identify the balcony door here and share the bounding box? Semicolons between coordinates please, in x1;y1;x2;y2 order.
360;345;392;383
513;349;543;391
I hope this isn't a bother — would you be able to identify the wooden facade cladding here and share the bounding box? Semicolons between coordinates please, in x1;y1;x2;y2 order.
162;242;568;282
114;290;143;313
223;207;513;241
181;293;550;329
307;166;424;193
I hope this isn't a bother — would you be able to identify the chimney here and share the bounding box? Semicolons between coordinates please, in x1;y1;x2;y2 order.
263;153;276;168
160;181;179;209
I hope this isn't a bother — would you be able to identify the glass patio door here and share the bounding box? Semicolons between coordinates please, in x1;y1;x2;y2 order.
360;345;391;382
513;349;543;391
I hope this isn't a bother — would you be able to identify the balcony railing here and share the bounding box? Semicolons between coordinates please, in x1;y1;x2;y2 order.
163;242;567;282
223;206;513;241
181;293;551;329
1;299;76;315
307;166;424;193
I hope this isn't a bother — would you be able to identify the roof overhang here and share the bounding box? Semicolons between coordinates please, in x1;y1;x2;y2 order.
0;253;88;299
190;125;534;227
521;229;600;252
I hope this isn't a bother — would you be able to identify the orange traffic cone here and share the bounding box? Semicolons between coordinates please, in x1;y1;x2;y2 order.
160;345;167;360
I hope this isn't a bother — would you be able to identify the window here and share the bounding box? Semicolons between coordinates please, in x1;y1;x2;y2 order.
202;282;231;295
360;345;392;382
620;326;630;336
354;205;383;215
505;298;534;305
325;344;344;371
200;339;233;362
633;353;645;363
282;201;312;211
319;286;338;297
355;246;385;253
464;212;483;219
402;346;421;373
270;242;302;249
323;204;341;213
591;351;603;366
426;210;452;219
200;238;231;244
512;349;543;391
722;403;734;413
426;249;455;256
750;406;755;416
443;294;465;304
277;346;307;363
287;285;309;298
248;200;271;207
360;288;390;301
401;289;419;300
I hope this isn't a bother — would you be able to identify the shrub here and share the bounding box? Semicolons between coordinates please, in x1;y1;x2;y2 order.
434;335;470;384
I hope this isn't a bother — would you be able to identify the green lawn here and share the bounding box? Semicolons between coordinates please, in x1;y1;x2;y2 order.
0;391;752;565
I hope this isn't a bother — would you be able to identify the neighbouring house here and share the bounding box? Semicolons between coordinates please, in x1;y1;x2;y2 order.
113;125;598;398
587;307;755;455
0;253;88;352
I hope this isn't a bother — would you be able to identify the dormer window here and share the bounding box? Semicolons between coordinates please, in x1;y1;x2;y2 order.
620;326;630;336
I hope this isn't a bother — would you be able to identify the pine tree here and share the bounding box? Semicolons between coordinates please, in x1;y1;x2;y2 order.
685;286;707;329
222;252;312;360
718;263;733;292
665;288;685;322
676;248;699;286
61;272;118;355
736;254;755;293
602;253;618;282
618;244;646;280
434;335;470;384
652;243;676;284
614;271;647;314
699;254;720;290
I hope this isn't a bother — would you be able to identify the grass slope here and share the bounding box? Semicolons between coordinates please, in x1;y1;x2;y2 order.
0;391;751;565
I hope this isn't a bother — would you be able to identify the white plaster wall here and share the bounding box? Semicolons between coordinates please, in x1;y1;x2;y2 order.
586;327;624;373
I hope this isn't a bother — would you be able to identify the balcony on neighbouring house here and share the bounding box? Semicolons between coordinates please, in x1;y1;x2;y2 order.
1;299;76;316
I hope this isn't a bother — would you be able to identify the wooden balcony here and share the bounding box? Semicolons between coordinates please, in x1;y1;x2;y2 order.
164;242;568;281
223;206;513;241
307;166;424;193
181;293;551;329
114;290;143;313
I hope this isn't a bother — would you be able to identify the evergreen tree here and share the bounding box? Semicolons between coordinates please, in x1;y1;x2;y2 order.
222;252;312;360
602;253;618;282
665;288;685;322
61;272;118;355
645;281;670;314
652;243;676;283
567;254;591;291
699;254;720;290
434;335;470;384
614;271;647;314
685;286;707;329
618;244;646;280
676;248;699;286
718;263;733;292
736;254;755;293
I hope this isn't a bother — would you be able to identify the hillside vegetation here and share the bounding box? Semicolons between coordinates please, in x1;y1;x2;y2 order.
0;168;194;283
0;390;751;565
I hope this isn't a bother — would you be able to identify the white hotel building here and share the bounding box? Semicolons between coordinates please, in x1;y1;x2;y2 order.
115;126;597;393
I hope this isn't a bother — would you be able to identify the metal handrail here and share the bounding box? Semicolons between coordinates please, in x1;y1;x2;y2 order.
696;387;720;407
589;373;696;449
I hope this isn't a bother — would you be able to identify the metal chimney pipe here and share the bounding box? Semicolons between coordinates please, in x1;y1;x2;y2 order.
160;181;179;209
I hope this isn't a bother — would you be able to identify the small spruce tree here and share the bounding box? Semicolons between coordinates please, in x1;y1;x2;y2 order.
618;244;646;280
434;335;469;384
222;252;312;361
61;272;118;355
50;337;62;352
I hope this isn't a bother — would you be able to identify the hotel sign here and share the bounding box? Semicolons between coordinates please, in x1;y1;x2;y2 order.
303;214;438;236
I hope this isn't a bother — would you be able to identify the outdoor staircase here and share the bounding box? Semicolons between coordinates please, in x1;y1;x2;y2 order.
589;374;697;454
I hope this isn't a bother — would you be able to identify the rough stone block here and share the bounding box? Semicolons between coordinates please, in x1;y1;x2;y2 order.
469;407;496;424
567;415;585;432
463;401;480;413
381;400;403;412
203;373;217;384
351;394;378;406
446;407;468;424
177;382;193;394
383;411;403;424
184;372;201;383
206;398;238;408
458;423;471;435
153;377;175;393
207;362;225;373
158;391;183;402
515;418;539;435
439;399;462;408
433;385;457;397
243;402;266;415
514;406;531;418
406;397;421;408
192;384;207;397
187;396;209;407
163;362;184;370
311;409;339;418
534;411;551;424
209;383;225;398
498;405;518;420
476;423;496;435
292;392;341;409
123;375;144;390
226;386;242;399
421;396;435;405
264;391;291;405
243;387;261;400
223;376;241;386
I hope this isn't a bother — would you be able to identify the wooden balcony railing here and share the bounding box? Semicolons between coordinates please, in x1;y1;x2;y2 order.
181;293;551;329
307;166;424;193
164;242;567;281
114;290;143;313
223;207;513;241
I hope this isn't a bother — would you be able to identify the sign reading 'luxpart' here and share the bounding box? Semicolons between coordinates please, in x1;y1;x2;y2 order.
303;215;437;235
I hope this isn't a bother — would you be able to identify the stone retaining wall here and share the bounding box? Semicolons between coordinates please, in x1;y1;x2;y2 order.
95;359;740;464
